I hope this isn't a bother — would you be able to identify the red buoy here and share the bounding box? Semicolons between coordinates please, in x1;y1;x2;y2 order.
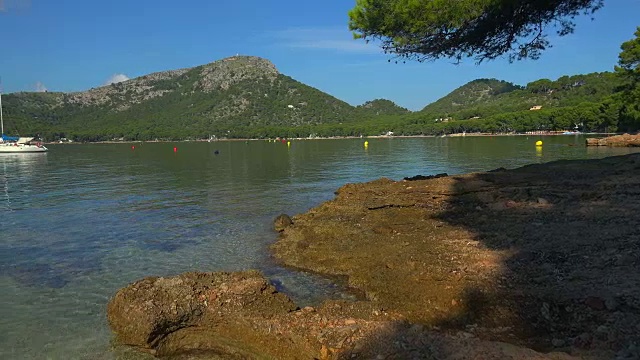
173;147;177;153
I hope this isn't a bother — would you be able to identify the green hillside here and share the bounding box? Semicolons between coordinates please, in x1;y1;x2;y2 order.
421;72;624;120
0;55;634;141
355;99;410;116
1;56;357;141
421;79;522;116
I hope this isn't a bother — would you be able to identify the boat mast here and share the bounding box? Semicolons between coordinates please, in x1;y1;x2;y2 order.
0;85;3;135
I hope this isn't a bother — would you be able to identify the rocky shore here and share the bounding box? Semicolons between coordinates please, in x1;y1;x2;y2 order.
108;153;640;359
586;133;640;146
107;272;577;359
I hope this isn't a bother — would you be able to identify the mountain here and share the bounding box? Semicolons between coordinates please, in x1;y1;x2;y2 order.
421;72;624;120
355;99;411;116
2;56;356;140
0;56;629;140
421;79;522;115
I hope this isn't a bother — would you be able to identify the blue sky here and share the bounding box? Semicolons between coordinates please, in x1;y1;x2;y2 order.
1;0;639;110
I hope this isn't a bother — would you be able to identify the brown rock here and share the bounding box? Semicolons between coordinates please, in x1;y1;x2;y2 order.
106;275;205;348
107;271;297;356
320;345;329;359
585;296;605;310
274;214;293;232
585;133;640;147
345;318;357;325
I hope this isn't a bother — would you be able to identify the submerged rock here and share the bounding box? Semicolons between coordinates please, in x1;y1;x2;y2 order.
403;173;448;181
273;214;293;232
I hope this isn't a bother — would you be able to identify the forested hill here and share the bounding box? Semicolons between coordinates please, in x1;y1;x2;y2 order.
421;79;522;115
0;55;631;141
355;99;410;116
1;56;363;140
421;72;624;119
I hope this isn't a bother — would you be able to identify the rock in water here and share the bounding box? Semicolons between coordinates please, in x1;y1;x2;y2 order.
403;173;448;181
274;214;293;232
586;133;640;147
106;271;296;356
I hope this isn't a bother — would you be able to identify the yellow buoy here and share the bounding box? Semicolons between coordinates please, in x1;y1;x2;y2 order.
535;140;543;146
364;141;369;147
287;141;291;147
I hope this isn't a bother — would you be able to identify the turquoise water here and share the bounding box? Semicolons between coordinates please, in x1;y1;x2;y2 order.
0;136;637;359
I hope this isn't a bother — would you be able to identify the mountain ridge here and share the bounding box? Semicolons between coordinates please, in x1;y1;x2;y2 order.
1;55;627;140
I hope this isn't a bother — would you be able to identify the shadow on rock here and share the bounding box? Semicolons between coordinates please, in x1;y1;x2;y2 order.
108;271;579;359
269;153;640;359
432;154;640;358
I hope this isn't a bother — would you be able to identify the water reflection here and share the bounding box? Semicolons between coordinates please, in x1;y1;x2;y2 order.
0;153;48;212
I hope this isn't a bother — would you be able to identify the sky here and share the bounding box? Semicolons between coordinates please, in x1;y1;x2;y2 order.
0;0;639;111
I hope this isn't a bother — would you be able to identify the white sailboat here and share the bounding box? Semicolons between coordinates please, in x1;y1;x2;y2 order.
0;88;48;153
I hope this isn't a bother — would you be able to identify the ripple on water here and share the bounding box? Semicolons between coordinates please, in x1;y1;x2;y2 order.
0;138;638;358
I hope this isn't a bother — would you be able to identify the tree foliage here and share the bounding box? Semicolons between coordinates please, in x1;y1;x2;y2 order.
615;27;640;131
348;0;603;63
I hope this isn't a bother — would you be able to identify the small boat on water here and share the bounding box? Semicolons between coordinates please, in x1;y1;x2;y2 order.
0;88;47;153
0;135;48;153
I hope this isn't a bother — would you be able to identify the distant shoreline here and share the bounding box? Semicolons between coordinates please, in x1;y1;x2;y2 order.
45;132;620;145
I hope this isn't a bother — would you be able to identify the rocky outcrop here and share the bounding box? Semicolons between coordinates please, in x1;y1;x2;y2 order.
108;271;578;359
107;271;300;357
273;214;293;232
65;68;190;108
272;153;640;359
63;56;279;110
586;133;640;146
196;56;279;92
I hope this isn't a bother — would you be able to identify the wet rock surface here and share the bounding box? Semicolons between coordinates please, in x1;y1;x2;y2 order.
273;214;293;232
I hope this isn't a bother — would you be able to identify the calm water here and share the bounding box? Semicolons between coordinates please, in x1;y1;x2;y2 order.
0;136;638;359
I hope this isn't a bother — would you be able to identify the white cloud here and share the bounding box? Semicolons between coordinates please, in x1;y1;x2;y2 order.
34;81;47;92
104;73;130;85
0;0;32;12
270;27;382;54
